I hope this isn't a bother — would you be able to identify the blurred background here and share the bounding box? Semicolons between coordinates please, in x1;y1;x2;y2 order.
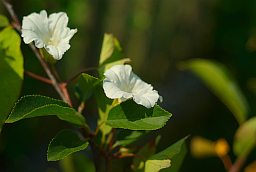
1;0;256;171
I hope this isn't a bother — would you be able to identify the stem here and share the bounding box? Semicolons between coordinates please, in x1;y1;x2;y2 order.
78;102;85;113
31;45;70;104
25;71;52;84
219;155;232;171
59;83;72;106
229;155;247;172
2;0;71;105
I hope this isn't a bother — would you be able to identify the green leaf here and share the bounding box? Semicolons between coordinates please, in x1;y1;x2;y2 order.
145;137;187;172
76;73;100;101
114;130;145;147
94;85;113;139
179;59;248;124
47;130;89;161
233;117;256;156
0;15;9;28
99;33;122;65
0;27;23;131
6;95;86;126
132;137;160;171
107;100;172;130
60;153;96;172
98;33;130;77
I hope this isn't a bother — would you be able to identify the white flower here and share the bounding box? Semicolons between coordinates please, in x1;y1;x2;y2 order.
103;64;161;108
21;10;77;60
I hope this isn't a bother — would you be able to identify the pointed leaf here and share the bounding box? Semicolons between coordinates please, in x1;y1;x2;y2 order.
99;33;122;65
179;59;248;124
0;27;23;130
76;73;100;101
145;137;187;172
98;33;130;77
47;130;89;161
6;95;86;126
233;117;256;156
107;100;172;130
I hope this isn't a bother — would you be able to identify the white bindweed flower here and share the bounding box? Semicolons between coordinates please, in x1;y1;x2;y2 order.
103;64;161;108
21;10;77;60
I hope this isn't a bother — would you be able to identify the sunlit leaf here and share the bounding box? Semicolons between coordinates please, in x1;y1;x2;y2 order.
98;33;130;77
179;59;248;124
60;153;96;172
99;33;122;65
145;137;187;172
234;117;256;156
0;15;9;28
0;27;23;131
132;137;160;171
94;85;113;139
6;95;86;126
107;100;172;130
47;130;89;161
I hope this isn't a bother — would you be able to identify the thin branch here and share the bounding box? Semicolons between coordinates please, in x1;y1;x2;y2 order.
78;102;85;113
59;83;72;106
25;71;52;84
30;45;69;103
219;155;232;171
2;0;21;31
2;0;71;105
229;155;247;172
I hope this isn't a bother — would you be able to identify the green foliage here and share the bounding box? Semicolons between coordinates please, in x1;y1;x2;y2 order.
76;73;100;101
47;130;89;161
0;15;9;28
179;59;248;124
6;95;86;126
132;137;160;171
0;27;23;131
107;100;172;130
145;137;187;172
99;33;122;65
60;153;96;172
114;130;145;147
94;85;113;138
233;117;256;157
98;33;130;76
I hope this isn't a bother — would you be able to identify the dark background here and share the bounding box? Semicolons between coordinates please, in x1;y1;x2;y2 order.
1;0;256;171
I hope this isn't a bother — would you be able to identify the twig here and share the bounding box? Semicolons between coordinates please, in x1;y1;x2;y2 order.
219;155;232;171
2;0;21;30
112;153;136;159
59;83;72;106
25;71;52;84
229;155;247;172
2;0;71;105
78;102;85;113
30;45;70;104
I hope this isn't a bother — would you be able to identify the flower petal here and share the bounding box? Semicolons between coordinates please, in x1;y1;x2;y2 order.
47;12;77;60
21;10;49;48
132;79;160;108
103;64;161;108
